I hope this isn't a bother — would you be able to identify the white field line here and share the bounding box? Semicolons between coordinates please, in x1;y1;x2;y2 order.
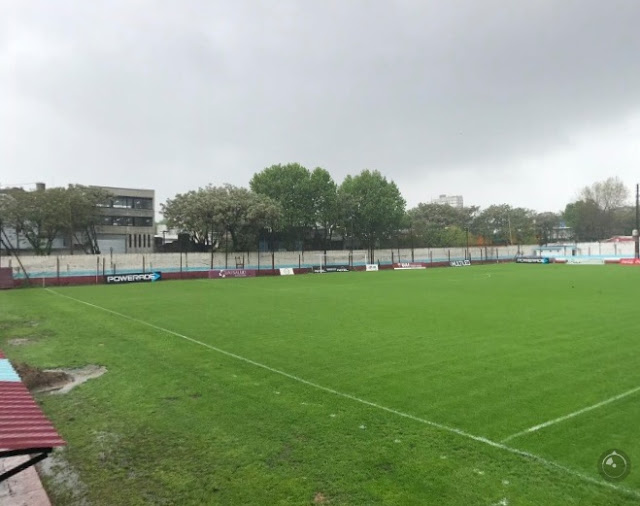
45;288;640;499
501;385;640;443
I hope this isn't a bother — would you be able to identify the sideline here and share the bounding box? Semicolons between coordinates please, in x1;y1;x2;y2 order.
501;385;640;443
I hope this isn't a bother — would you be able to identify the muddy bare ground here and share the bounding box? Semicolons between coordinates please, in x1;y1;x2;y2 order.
37;448;90;506
7;337;34;346
14;362;72;391
14;363;107;394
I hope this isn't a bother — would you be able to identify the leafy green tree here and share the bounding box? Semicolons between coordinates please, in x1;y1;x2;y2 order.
563;200;604;241
1;187;65;255
309;167;339;252
250;163;315;249
0;185;114;255
565;177;631;240
212;185;282;251
532;212;561;245
407;203;478;247
473;205;535;245
338;170;406;262
162;185;282;252
62;185;114;254
162;189;214;250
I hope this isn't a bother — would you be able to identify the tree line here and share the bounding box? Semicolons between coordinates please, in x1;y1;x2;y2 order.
0;185;112;255
0;169;635;257
163;165;635;257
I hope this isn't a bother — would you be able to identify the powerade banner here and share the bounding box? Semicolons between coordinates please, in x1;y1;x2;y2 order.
515;257;550;264
313;265;350;273
393;263;426;270
279;268;295;275
209;269;257;279
450;260;471;267
620;258;640;265
105;272;162;284
365;264;379;271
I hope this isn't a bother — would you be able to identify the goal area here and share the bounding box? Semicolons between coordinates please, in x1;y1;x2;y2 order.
315;252;369;269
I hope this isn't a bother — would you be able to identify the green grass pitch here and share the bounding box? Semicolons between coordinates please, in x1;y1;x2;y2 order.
1;264;639;505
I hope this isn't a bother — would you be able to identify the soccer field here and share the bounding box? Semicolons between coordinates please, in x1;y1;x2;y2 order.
1;264;639;505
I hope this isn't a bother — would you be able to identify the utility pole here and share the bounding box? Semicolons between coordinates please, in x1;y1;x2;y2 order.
635;183;639;259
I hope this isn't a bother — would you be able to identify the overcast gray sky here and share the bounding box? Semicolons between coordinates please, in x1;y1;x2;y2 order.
3;1;640;214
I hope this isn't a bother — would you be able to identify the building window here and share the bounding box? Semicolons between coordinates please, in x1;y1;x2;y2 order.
132;198;153;210
112;197;132;209
134;217;153;227
147;234;151;248
129;234;132;249
112;216;133;226
134;234;137;248
138;234;142;248
143;234;146;248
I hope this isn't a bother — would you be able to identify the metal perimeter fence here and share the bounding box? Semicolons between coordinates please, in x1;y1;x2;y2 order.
0;242;636;280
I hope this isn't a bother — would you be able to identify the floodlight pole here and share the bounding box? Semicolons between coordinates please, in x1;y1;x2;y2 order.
465;226;470;260
634;183;639;259
210;219;214;269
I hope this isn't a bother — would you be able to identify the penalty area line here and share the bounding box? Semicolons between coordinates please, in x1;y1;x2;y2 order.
45;288;640;500
501;384;640;443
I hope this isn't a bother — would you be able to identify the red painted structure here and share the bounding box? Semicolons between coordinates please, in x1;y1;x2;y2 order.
0;350;66;483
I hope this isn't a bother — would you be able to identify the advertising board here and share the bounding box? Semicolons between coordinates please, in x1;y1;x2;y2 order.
105;272;162;284
313;265;350;273
515;257;550;264
209;269;257;279
393;263;426;270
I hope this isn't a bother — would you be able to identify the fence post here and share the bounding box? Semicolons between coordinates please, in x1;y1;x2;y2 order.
298;254;301;269
447;250;451;262
142;256;146;273
56;257;60;284
271;251;275;270
180;252;183;278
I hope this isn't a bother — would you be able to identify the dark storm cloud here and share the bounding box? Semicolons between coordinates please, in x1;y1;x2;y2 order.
3;1;640;210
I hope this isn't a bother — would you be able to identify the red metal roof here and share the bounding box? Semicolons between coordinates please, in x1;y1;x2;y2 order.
0;353;66;451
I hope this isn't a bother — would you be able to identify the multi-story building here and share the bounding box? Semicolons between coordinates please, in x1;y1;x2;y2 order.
431;194;464;208
0;184;155;255
94;186;155;253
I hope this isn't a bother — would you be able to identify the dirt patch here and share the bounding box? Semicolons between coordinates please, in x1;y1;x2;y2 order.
14;362;72;391
7;337;34;346
13;363;107;394
37;448;90;506
48;365;108;394
314;492;328;503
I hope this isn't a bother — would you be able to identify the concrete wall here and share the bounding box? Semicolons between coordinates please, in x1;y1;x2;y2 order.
1;242;636;279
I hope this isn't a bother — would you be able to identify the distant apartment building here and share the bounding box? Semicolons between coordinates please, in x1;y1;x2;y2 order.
431;194;464;208
94;186;155;254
